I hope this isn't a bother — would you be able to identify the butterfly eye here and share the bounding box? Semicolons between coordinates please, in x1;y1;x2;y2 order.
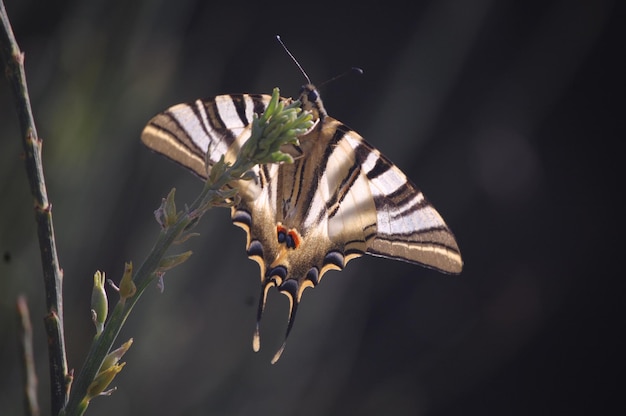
307;89;319;103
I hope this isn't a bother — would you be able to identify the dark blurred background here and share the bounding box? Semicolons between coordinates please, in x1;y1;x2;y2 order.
1;0;623;414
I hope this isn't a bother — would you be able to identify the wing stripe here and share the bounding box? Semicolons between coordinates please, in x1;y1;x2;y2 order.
284;158;307;216
201;100;227;131
365;155;392;180
145;115;185;150
388;195;429;220
250;94;270;116
161;108;206;156
300;124;349;225
326;157;361;219
259;164;270;189
374;189;428;215
230;94;252;126
384;182;412;201
292;158;307;208
187;102;219;152
377;224;451;238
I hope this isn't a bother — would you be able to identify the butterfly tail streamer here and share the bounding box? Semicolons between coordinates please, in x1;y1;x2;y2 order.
253;279;276;352
271;279;300;364
254;269;302;363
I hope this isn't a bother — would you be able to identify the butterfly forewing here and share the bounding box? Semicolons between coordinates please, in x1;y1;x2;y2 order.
142;94;272;177
348;136;463;273
141;86;463;362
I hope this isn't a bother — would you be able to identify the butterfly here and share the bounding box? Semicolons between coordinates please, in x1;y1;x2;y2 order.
141;83;463;363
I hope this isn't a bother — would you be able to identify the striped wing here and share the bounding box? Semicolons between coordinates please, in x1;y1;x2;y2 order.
350;136;463;273
141;87;462;363
141;94;276;201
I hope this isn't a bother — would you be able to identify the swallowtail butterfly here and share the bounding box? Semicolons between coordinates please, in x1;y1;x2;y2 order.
141;81;462;363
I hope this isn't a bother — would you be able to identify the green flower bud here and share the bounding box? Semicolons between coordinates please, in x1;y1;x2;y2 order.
154;188;178;228
91;271;108;335
241;88;313;167
85;362;126;401
157;251;193;274
119;262;136;304
101;338;133;371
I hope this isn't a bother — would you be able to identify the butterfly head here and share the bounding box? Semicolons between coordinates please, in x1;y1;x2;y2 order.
299;84;327;123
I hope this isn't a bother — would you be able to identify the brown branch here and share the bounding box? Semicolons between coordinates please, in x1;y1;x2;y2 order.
16;295;41;416
1;2;69;414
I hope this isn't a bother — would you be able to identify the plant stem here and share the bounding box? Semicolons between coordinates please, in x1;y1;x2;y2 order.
63;87;311;414
1;2;69;414
17;295;41;416
63;169;235;416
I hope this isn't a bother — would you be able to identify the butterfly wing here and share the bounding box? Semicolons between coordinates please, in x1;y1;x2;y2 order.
342;131;464;274
141;94;275;200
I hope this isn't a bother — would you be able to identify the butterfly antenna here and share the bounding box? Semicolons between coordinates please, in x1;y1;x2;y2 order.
276;35;312;84
318;67;364;88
